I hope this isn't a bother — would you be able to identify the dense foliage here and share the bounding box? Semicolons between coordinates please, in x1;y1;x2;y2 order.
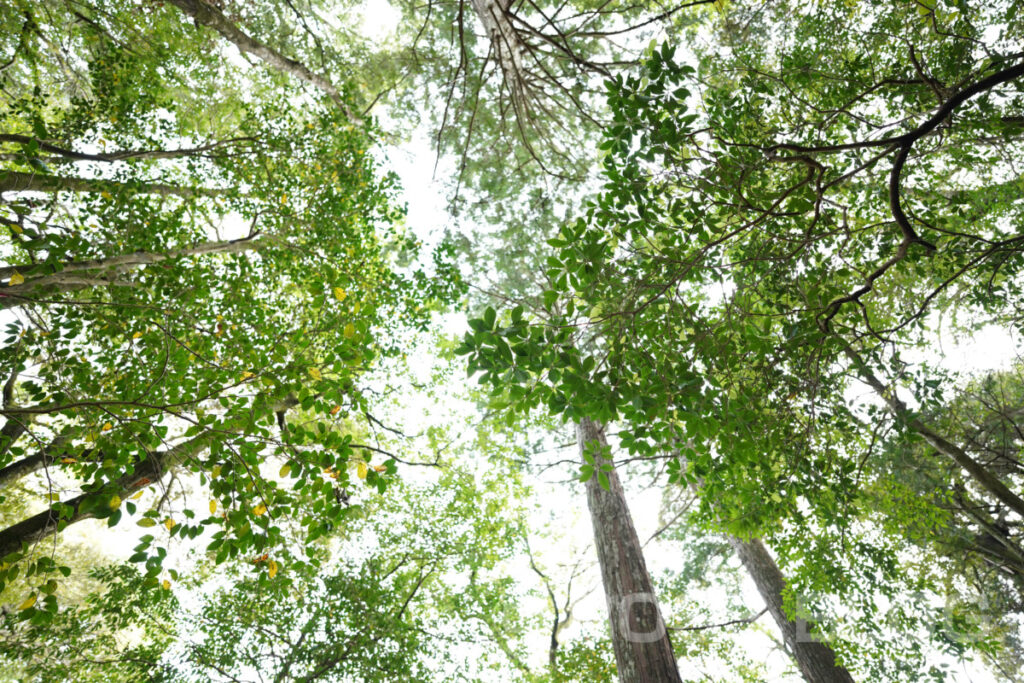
3;0;1024;681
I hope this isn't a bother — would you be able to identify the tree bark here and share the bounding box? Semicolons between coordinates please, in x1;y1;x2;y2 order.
728;536;856;683
0;433;211;561
166;0;355;120
0;170;224;198
578;417;682;683
671;441;855;682
0;134;255;163
0;234;261;309
0;438;72;491
469;0;528;106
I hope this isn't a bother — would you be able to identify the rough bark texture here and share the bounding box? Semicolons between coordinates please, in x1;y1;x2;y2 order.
728;536;856;683
578;417;682;683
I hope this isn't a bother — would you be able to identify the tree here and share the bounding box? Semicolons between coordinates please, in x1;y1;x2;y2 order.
0;0;459;617
1;464;535;682
459;1;1024;677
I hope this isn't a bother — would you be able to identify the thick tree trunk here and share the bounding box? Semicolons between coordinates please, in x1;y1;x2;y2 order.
0;438;71;491
0;434;210;561
166;0;355;120
728;536;856;683
469;0;528;105
0;234;261;309
578;417;682;683
0;170;223;198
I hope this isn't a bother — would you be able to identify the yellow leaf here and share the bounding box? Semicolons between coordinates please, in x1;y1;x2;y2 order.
137;518;157;527
333;287;347;301
102;422;112;432
132;331;143;339
18;594;37;611
373;465;387;473
212;465;222;478
329;405;341;416
240;371;255;381
162;580;171;590
164;518;175;531
343;323;355;339
9;271;25;286
131;489;144;500
352;301;360;315
9;224;22;234
357;462;368;480
209;500;217;514
60;457;76;464
279;463;292;478
100;191;113;200
253;503;267;516
268;560;278;578
108;495;121;510
48;493;60;502
307;366;322;381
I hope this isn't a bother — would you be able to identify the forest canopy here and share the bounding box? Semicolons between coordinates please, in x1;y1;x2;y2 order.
2;1;1024;682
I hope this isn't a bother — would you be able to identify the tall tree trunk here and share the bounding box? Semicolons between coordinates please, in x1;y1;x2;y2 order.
728;536;856;683
0;234;261;309
166;0;355;120
0;433;211;561
672;441;855;682
578;417;682;683
469;0;528;106
0;170;224;198
0;134;255;163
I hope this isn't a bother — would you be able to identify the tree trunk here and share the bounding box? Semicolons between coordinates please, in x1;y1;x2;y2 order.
0;234;261;309
0;133;255;163
0;438;71;491
672;441;855;682
0;433;210;561
728;536;856;683
166;0;355;120
578;417;682;683
0;170;224;198
469;0;528;106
